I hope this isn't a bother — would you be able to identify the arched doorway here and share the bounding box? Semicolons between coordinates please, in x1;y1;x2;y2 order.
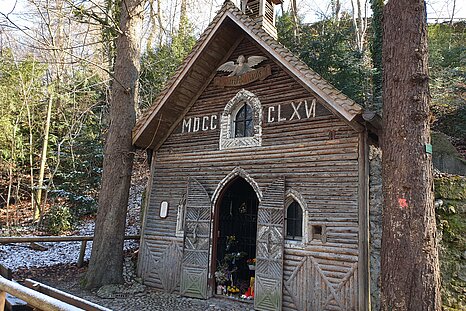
212;177;259;297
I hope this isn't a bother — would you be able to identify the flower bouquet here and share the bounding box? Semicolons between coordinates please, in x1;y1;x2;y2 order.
227;285;240;297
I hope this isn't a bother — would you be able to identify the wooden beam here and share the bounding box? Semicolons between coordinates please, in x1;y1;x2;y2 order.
24;279;111;311
0;290;5;311
358;130;370;311
0;235;140;244
0;276;82;311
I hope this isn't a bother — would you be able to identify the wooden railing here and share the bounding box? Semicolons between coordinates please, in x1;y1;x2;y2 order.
0;276;113;311
0;275;83;311
0;235;140;267
24;279;112;311
0;235;140;310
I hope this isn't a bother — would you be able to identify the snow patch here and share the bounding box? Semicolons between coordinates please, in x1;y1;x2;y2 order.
0;221;139;271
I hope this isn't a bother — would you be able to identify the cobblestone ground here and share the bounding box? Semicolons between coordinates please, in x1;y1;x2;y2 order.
30;258;255;311
84;290;254;311
52;282;255;311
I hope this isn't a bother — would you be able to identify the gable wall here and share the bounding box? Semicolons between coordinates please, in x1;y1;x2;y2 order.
140;37;362;310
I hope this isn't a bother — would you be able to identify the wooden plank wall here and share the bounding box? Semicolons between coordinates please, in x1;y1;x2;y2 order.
140;37;361;311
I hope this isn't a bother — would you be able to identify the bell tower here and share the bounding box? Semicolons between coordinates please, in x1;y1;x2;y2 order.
239;0;283;39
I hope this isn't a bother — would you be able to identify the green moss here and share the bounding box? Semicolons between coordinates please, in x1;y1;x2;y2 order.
435;176;466;200
436;177;466;310
438;213;466;310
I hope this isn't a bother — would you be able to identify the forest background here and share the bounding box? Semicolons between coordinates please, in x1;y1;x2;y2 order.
0;0;464;309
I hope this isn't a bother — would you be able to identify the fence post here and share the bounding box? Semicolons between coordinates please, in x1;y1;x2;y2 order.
0;264;12;280
77;240;87;268
0;290;5;310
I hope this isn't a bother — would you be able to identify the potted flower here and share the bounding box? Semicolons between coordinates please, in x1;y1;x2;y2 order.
247;258;256;270
214;263;229;295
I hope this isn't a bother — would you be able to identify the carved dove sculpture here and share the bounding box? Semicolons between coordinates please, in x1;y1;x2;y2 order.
217;55;267;77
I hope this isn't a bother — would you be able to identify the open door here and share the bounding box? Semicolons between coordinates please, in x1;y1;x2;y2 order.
254;178;285;311
180;177;212;299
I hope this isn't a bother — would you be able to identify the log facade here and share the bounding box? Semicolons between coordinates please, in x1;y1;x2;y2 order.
134;2;379;310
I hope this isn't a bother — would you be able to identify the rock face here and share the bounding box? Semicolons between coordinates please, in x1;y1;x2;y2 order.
435;175;466;310
432;132;466;176
369;145;383;311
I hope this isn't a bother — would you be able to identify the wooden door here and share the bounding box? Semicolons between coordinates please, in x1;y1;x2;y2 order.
254;178;285;311
180;178;212;299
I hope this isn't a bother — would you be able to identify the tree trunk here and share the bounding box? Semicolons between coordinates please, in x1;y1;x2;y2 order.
380;0;441;310
84;0;143;288
290;0;300;41
331;0;341;21
35;94;53;221
146;0;157;50
179;0;188;36
351;0;368;53
369;0;383;112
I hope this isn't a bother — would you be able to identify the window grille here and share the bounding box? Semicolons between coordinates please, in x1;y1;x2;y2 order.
234;104;254;138
286;201;303;240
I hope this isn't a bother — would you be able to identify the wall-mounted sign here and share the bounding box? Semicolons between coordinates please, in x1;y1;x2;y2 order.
214;65;272;88
214;55;271;87
160;201;169;218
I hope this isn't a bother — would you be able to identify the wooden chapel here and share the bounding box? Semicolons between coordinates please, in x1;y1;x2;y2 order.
133;1;381;310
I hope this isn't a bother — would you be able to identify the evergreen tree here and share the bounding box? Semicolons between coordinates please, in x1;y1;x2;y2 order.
381;0;442;309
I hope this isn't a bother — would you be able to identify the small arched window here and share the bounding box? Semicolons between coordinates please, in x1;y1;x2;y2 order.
234;103;253;138
286;201;303;240
219;89;262;150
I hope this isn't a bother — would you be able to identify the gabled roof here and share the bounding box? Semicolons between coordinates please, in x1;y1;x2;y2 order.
133;1;364;150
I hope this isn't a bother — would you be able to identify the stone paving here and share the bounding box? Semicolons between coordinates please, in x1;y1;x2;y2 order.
55;283;255;311
33;257;255;311
89;291;254;311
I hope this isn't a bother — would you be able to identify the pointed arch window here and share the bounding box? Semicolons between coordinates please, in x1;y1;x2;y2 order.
285;201;303;240
220;89;262;150
234;103;254;138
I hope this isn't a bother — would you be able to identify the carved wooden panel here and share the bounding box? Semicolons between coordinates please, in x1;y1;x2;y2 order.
283;255;358;311
137;239;155;279
180;178;211;299
138;239;183;293
255;178;285;311
156;241;183;293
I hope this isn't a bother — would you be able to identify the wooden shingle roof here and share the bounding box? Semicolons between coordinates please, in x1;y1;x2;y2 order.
133;1;364;149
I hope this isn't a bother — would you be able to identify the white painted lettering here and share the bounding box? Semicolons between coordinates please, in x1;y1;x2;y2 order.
193;117;200;132
290;102;302;120
278;104;286;122
211;114;218;130
268;106;275;123
305;99;316;118
182;118;192;133
202;116;209;131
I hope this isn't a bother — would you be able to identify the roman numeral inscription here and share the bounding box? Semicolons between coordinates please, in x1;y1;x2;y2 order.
267;99;316;123
181;98;318;134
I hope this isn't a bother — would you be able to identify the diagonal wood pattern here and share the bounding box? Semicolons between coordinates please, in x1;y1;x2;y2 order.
283;255;358;311
156;241;183;293
180;178;212;299
255;178;285;311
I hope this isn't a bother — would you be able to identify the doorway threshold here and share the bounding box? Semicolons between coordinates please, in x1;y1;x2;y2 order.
212;294;254;305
